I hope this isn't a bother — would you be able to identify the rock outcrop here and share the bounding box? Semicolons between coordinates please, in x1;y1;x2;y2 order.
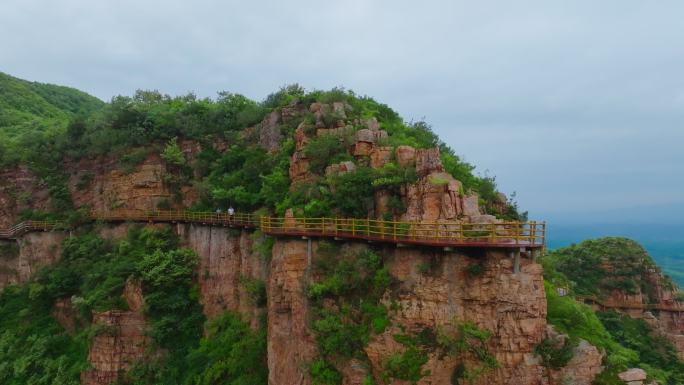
618;368;648;384
70;153;198;212
400;147;490;223
265;240;549;385
179;224;268;327
267;239;318;385
81;278;148;385
0;166;49;228
581;258;684;360
0;232;66;289
545;327;603;385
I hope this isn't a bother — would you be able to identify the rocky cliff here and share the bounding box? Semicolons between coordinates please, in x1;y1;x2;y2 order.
0;90;602;385
81;278;148;385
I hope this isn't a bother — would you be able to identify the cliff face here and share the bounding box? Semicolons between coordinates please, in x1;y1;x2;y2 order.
0;232;65;289
588;260;684;360
0;151;198;229
178;224;269;326
266;238;549;385
81;278;148;385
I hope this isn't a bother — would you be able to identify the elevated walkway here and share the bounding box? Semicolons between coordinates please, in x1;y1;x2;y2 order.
576;295;684;313
0;210;545;251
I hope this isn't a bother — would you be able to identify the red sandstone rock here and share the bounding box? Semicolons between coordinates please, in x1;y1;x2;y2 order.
81;279;148;385
0;232;66;289
267;240;318;385
618;368;647;383
546;327;603;385
258;110;284;153
396;145;416;168
52;297;78;333
178;225;268;327
325;161;357;177
289;151;312;184
370;146;393;169
415;148;444;177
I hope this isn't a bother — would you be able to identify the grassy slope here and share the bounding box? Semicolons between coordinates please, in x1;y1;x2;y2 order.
0;71;103;139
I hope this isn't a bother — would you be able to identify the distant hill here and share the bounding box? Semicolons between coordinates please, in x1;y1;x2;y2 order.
0;72;103;139
548;223;684;286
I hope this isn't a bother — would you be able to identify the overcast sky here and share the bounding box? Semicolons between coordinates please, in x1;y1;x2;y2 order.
1;0;683;223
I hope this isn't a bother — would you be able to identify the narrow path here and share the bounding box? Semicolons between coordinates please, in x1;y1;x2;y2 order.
0;210;545;250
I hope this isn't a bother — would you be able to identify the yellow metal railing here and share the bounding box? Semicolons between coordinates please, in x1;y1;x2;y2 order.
259;216;545;247
0;220;66;239
1;210;545;248
93;209;258;227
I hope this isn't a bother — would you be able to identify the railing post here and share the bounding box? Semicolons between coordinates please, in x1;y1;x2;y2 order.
487;223;496;243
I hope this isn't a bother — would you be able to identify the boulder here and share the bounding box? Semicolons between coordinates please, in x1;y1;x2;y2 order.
369;147;393;169
618;369;647;383
462;194;481;217
415;148;444;177
351;142;374;157
403;172;463;221
331;101;349;119
395;145;416;167
325;161;356;177
355;129;376;143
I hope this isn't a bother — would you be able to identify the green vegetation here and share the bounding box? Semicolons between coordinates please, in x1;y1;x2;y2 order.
182;312;267;385
306;243;498;384
434;322;498;382
0;284;86;385
545;237;673;300
306;244;393;382
598;311;684;385
534;337;575;370
0;227;268;385
1;74;524;221
541;237;684;384
0;72;102;167
382;342;429;383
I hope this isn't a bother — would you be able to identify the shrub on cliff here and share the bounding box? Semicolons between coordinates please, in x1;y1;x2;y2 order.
184;312;268;385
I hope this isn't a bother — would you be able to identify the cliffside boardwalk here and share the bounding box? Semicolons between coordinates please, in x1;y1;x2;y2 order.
0;209;545;251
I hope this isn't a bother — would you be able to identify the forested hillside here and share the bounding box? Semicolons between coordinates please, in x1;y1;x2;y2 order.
0;72;103;166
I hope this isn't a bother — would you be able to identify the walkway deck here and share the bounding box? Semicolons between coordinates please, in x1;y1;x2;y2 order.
0;210;545;250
